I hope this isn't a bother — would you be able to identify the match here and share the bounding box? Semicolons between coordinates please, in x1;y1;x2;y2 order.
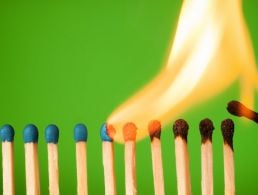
148;120;165;195
199;119;214;195
100;123;116;195
45;124;60;195
221;119;235;195
227;100;258;123
173;119;191;195
74;123;88;195
0;125;15;195
23;124;40;195
123;122;137;195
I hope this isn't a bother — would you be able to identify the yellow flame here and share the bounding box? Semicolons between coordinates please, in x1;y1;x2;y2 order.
108;0;258;143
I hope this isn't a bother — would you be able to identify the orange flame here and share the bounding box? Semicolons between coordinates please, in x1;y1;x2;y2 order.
108;0;258;143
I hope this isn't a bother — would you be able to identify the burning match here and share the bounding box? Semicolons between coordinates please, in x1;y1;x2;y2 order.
173;119;191;195
221;119;235;195
101;123;116;195
123;122;137;195
199;119;214;195
148;120;165;195
227;100;258;123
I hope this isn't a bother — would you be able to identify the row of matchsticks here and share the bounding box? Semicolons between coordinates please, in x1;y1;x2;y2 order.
0;118;235;195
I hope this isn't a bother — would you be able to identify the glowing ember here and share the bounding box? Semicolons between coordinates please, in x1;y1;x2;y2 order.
108;0;258;143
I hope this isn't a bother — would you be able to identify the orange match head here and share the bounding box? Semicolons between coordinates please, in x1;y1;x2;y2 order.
148;120;161;140
123;122;137;142
106;123;116;139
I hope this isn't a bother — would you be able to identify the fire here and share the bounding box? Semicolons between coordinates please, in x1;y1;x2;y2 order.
108;0;258;143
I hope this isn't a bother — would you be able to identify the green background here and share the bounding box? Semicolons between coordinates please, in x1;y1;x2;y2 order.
0;0;257;194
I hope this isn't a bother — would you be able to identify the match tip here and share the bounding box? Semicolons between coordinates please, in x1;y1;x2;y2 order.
74;123;88;142
100;123;115;142
148;120;161;140
173;119;189;141
227;100;243;117
45;124;59;144
23;124;39;143
199;118;214;143
123;122;137;141
0;124;15;142
221;119;234;150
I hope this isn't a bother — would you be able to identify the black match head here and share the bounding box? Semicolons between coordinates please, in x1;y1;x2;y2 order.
199;118;214;143
227;100;258;123
221;119;234;150
227;100;244;117
173;119;189;141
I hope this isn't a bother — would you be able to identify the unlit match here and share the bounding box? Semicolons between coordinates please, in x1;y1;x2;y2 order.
74;124;88;195
221;119;235;195
101;123;116;195
45;124;60;195
23;124;40;195
123;122;137;195
0;125;15;195
148;120;165;195
173;119;191;195
199;119;214;195
227;100;258;123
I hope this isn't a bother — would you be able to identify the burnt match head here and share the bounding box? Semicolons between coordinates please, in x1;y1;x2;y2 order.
227;100;245;117
173;119;189;141
221;119;234;150
148;120;161;141
227;100;258;123
123;122;137;142
199;118;214;143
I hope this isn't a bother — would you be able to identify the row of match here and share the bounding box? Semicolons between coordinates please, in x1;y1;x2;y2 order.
1;119;235;195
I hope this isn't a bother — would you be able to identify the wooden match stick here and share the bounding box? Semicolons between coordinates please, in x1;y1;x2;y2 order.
199;119;214;195
173;119;191;195
148;120;165;195
45;124;60;195
227;100;258;123
74;124;88;195
0;125;15;195
123;122;137;195
23;124;40;195
221;119;235;195
100;123;116;195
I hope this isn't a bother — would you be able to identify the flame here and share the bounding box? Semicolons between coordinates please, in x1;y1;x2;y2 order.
108;0;258;143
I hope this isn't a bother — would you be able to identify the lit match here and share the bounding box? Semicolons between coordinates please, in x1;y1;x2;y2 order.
101;123;116;195
123;122;137;195
148;120;165;195
227;100;258;123
0;125;15;195
199;119;214;195
173;119;191;195
221;119;235;195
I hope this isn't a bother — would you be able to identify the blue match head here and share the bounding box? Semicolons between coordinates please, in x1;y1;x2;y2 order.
74;123;87;142
0;124;15;142
100;123;113;142
23;124;39;143
45;124;59;144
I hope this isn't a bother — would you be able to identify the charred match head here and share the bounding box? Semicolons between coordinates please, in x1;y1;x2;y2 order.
100;123;115;142
148;120;162;141
173;119;189;142
199;118;214;143
123;122;137;142
221;119;234;150
227;100;258;123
